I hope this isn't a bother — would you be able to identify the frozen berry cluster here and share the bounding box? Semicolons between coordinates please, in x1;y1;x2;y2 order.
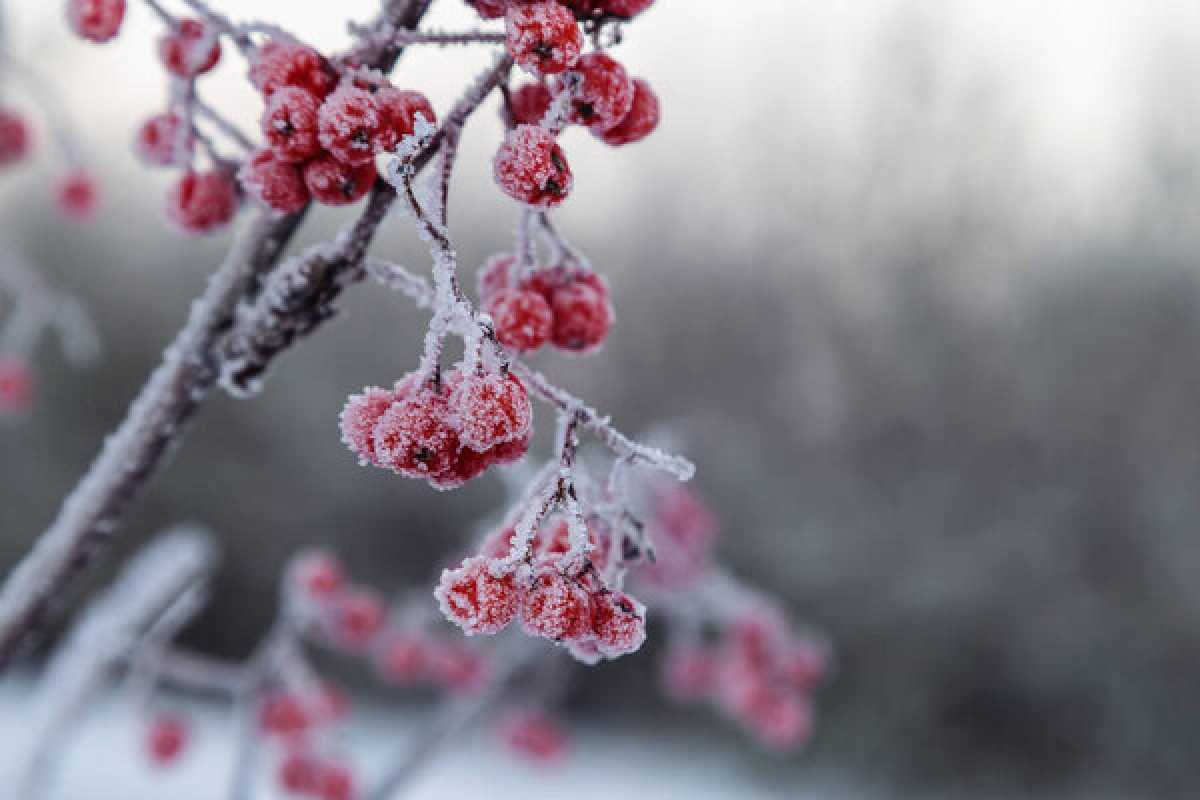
258;683;358;800
242;39;437;216
479;256;615;354
340;366;531;491
661;613;830;751
436;514;646;663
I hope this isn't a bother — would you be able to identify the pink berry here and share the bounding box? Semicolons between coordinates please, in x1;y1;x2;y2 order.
303;155;375;206
263;87;322;163
426;642;488;693
374;633;429;684
780;640;829;692
333;589;385;649
549;279;613;353
449;369;531;452
0;109;31;166
487;288;553;352
641;482;718;587
435;556;521;636
466;0;508;19
497;708;569;763
316;762;356;800
66;0;125;43
278;750;320;795
159;18;221;78
135;112;189;167
508;81;553;126
505;1;582;77
259;693;310;736
554;52;634;133
662;645;718;701
249;40;337;99
371;382;460;481
493;124;572;208
519;568;591;641
339;386;397;466
589;590;645;658
477;253;518;302
318;86;394;167
167;170;237;234
600;77;659;146
0;357;33;415
240;149;310;215
289;550;345;599
146;714;187;766
375;88;437;140
740;685;814;751
56;171;99;221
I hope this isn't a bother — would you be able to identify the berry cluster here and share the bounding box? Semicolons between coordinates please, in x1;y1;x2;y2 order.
2;94;99;221
286;550;387;651
340;366;531;490
638;482;720;589
374;628;490;694
480;257;614;353
661;614;829;751
242;39;437;214
258;685;358;800
436;514;647;663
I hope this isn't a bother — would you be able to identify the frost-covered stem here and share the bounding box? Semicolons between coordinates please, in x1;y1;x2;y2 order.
536;211;588;269
389;29;507;47
195;96;256;152
178;0;255;55
152;647;245;695
0;211;304;670
139;0;175;27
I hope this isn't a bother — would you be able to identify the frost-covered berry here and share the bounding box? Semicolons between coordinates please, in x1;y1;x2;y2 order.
159;18;221;78
288;550;345;600
339;386;396;466
66;0;125;43
0;109;30;166
146;714;187;766
303;155;375;206
241;149;309;215
249;39;337;99
374;633;429;684
497;709;569;763
508;81;553;126
318;86;393;167
520;569;591;641
315;762;356;800
466;0;508;18
278;750;320;795
449;369;531;452
135;112;189;167
477;253;518;302
600;77;659;146
0;357;33;415
436;556;521;635
493;124;572;208
263;87;322;163
564;635;603;665
549;279;613;353
505;1;582;77
167;170;237;234
56;171;99;221
590;590;646;658
555;52;634;133
487;288;553;352
372;382;460;481
375;88;437;140
333;588;385;649
489;431;531;465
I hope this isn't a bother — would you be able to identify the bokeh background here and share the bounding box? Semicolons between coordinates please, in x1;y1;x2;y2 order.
4;0;1200;797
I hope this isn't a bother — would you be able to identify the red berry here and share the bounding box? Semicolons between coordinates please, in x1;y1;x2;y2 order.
466;0;508;19
66;0;125;43
375;88;437;141
589;590;646;658
159;18;221;78
497;709;569;763
333;589;385;649
263;87;322;163
372;381;460;482
303;155;375;206
487;288;553;352
249;39;337;99
505;1;582;77
278;750;320;795
493;124;572;208
339;386;398;466
508;81;553;126
241;149;310;215
374;633;430;684
146;714;187;766
56;171;99;221
435;556;522;636
135;112;189;167
477;253;518;302
0;109;31;166
549;279;613;353
554;52;634;133
289;550;345;599
317;87;393;167
560;0;654;18
0;357;33;415
449;369;532;452
167;170;237;234
600;77;659;146
259;693;310;736
519;569;591;641
316;762;356;800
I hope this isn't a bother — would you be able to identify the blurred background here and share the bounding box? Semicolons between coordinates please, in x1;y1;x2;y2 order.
4;0;1200;797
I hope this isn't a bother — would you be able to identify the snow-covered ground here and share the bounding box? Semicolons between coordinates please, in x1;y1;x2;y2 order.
0;678;818;799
